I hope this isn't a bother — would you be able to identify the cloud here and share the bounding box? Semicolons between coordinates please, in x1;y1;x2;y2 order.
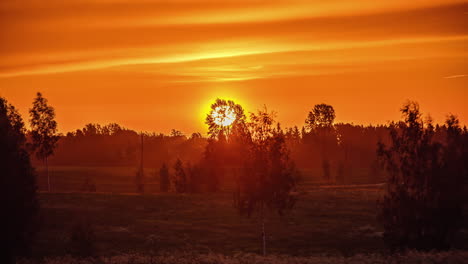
0;0;467;83
1;35;467;79
444;74;468;78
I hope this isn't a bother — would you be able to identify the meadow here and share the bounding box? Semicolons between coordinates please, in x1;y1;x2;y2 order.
19;251;468;264
32;166;468;260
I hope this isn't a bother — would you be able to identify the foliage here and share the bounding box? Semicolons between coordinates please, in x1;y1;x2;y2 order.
377;101;466;251
29;92;59;161
0;97;39;264
233;107;298;255
234;107;298;217
159;163;170;192
304;103;336;131
29;92;59;192
303;104;339;182
205;98;246;139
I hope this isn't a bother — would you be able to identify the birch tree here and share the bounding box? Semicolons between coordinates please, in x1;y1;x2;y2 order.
29;92;59;192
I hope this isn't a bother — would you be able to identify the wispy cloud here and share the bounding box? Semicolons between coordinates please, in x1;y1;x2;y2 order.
1;35;467;79
444;74;468;79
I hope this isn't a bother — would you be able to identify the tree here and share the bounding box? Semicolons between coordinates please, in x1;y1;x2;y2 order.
170;129;183;137
159;163;170;192
233;107;298;256
304;103;335;131
1;97;39;264
205;98;246;139
304;104;337;182
29;92;59;192
173;158;187;193
377;101;465;251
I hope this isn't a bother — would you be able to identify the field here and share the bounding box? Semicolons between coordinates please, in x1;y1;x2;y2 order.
19;251;468;264
35;166;383;193
31;166;468;260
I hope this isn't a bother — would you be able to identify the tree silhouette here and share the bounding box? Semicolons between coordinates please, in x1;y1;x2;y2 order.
377;101;465;251
159;163;170;192
1;97;39;264
234;107;298;256
170;129;183;137
29;92;59;192
305;103;335;131
173;158;187;193
304;104;337;182
205;98;246;138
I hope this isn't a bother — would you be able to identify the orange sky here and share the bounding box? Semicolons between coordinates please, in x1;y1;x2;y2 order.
1;0;467;134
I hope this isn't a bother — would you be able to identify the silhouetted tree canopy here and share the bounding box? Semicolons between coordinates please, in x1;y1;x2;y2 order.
205;98;246;138
233;107;298;255
29;92;59;191
378;101;466;251
305;103;335;131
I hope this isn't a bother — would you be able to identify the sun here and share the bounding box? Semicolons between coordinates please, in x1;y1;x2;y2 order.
211;105;236;126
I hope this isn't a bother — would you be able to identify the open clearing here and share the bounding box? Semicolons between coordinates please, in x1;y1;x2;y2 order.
32;167;468;258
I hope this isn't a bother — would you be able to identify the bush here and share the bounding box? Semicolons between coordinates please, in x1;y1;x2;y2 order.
0;97;39;264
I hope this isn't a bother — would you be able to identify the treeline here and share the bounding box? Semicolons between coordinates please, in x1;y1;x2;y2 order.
40;105;468;186
45;124;207;167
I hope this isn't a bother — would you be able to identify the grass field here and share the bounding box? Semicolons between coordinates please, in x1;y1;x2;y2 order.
35;165;383;193
31;167;468;259
19;251;468;264
28;166;468;262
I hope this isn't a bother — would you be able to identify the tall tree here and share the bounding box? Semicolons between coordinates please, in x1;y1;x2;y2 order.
304;103;337;182
205;98;246;139
1;97;39;264
29;92;59;192
159;163;170;192
378;101;465;251
234;107;298;256
304;103;335;131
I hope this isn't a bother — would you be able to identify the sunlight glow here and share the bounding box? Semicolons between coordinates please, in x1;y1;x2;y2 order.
211;105;236;126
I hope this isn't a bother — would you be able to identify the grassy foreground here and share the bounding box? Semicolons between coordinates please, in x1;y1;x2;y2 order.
34;186;468;258
19;251;468;264
35;187;386;257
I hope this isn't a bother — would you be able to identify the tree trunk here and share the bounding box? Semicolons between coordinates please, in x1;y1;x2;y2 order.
261;204;266;256
46;157;50;192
